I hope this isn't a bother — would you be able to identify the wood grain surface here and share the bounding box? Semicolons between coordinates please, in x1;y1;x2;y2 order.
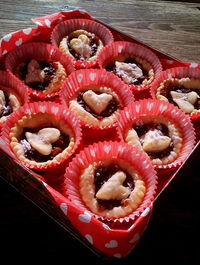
0;1;200;264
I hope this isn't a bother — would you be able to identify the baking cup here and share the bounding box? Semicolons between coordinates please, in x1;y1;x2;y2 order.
116;99;196;170
150;66;200;119
0;71;29;129
51;18;114;69
97;41;162;95
1;102;82;172
5;42;75;100
64;141;157;223
60;69;135;141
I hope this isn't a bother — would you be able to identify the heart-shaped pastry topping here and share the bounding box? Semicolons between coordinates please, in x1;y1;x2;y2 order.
70;34;92;58
96;171;131;200
25;128;60;155
115;61;143;84
142;129;171;152
170;91;198;113
83;90;113;115
25;59;44;85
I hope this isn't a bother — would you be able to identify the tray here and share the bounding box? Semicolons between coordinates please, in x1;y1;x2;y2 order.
0;9;199;259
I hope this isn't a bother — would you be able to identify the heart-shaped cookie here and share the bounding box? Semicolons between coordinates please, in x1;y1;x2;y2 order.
83;90;113;114
25;127;60;155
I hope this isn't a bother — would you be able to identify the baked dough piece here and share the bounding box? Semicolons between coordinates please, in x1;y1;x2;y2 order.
106;56;154;86
156;78;200;114
69;85;121;127
59;29;103;62
15;59;66;94
0;86;21;123
10;113;75;167
79;159;146;219
125;116;182;166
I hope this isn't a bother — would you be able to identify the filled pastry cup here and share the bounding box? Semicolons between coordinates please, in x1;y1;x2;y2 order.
0;71;29;128
97;41;162;95
117;99;196;170
5;42;75;100
51;18;114;69
1;102;82;171
60;69;135;132
64;141;157;222
150;66;200;119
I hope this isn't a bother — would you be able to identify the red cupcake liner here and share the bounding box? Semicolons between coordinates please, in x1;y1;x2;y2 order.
1;102;82;172
60;69;135;137
116;99;196;170
64;141;157;223
51;18;114;69
5;42;75;100
150;66;200;120
0;70;30;129
97;41;162;93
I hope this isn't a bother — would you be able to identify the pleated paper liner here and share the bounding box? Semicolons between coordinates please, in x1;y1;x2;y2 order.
0;71;30;130
64;141;157;224
116;99;196;171
97;41;162;98
1;102;82;172
150;66;200;121
51;18;114;69
5;42;75;100
60;68;135;143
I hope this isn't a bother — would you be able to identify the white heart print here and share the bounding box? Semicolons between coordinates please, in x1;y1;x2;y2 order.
129;233;140;244
77;73;83;83
23;28;32;35
60;202;68;216
15;38;23;46
104;145;111;154
78;211;92;223
89;72;96;81
45;18;51;28
3;33;12;42
85;234;93;244
105;240;118;248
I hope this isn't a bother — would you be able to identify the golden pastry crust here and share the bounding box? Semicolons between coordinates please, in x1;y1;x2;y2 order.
59;29;103;62
156;78;200;114
0;85;21;123
79;159;146;219
69;85;121;127
125;115;182;166
9;113;75;167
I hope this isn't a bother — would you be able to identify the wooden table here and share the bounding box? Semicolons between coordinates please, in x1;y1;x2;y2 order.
0;0;199;264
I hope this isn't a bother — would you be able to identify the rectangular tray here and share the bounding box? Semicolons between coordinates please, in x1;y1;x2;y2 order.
0;9;199;260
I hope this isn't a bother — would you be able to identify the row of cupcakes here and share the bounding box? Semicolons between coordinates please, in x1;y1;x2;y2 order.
0;98;196;222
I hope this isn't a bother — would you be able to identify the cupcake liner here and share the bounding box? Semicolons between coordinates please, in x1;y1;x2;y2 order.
5;42;75;100
0;71;30;129
51;18;114;69
64;141;157;223
60;69;135;140
1;102;82;172
116;99;196;170
150;66;200;120
97;41;162;94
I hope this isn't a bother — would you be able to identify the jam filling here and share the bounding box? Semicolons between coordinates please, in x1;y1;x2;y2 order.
134;122;173;159
19;58;56;91
67;34;98;61
19;127;70;162
160;83;200;110
94;164;134;210
106;58;149;85
0;92;13;118
77;91;120;119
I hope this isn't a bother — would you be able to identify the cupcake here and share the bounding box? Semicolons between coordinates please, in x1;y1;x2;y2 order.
150;67;200;117
117;99;196;169
97;41;162;95
64;141;157;221
60;69;135;130
0;71;29;127
51;18;114;69
5;42;75;99
1;102;82;171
